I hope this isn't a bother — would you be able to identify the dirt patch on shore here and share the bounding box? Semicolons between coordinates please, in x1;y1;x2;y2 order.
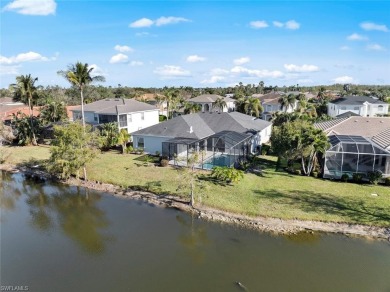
2;164;390;241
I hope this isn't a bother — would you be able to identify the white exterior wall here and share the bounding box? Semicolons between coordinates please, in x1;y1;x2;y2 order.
119;110;159;134
132;135;171;153
250;125;272;152
327;102;388;117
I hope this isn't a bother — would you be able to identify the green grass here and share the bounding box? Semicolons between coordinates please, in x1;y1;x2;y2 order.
3;146;390;227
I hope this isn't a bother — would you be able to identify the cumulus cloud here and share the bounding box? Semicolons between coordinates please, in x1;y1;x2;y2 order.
284;64;319;73
114;45;133;53
130;16;190;28
153;65;191;79
332;76;356;84
186;55;206;63
360;22;389;32
3;0;56;15
130;61;143;66
366;43;386;51
109;53;129;64
233;57;250;65
347;33;368;41
201;76;225;84
231;66;284;78
249;20;269;29
273;20;300;29
88;64;107;77
0;51;51;64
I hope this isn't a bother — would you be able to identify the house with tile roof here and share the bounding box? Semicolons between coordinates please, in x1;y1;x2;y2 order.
70;98;159;133
315;116;390;179
132;112;272;169
252;92;299;121
327;96;388;118
188;94;235;113
0;97;40;124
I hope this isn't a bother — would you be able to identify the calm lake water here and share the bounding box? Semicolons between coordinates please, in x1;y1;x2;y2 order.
1;171;389;292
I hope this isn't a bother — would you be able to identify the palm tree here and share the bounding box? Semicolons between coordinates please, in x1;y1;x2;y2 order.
278;94;296;112
162;88;179;119
57;62;105;128
184;102;201;114
117;129;130;154
40;101;68;124
212;97;227;112
10;74;40;145
244;98;263;118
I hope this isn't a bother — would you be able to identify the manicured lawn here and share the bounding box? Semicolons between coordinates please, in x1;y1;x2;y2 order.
3;146;390;227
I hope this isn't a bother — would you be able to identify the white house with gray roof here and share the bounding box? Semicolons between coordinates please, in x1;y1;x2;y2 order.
71;98;159;133
132;112;272;168
189;94;236;113
327;96;388;118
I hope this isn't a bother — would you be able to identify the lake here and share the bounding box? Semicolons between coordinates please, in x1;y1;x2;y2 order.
1;171;389;291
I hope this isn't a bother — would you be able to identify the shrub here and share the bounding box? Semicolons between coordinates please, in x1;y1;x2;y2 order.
159;115;167;122
367;170;383;185
340;174;350;182
311;171;318;178
211;166;244;184
126;145;134;154
352;173;363;184
384;177;390;186
155;151;160;157
160;159;169;167
261;144;271;155
295;170;301;176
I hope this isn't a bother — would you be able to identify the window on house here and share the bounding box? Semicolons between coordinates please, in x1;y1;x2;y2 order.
354;107;359;111
119;114;127;127
98;114;117;124
378;105;384;112
94;115;98;122
141;112;145;120
138;137;144;148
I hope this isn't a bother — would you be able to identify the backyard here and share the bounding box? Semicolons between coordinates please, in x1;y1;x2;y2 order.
2;145;390;227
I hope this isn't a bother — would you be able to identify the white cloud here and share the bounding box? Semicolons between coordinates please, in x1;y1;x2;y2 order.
109;53;129;64
347;33;368;41
201;76;225;84
366;43;386;51
114;45;133;53
285;20;300;30
0;65;20;75
284;64;319;73
0;51;50;64
153;65;191;79
88;64;107;77
186;55;206;63
332;76;356;84
273;21;284;28
340;46;351;51
3;0;56;15
249;20;269;29
130;61;143;66
129;18;154;28
155;16;190;26
360;22;389;32
233;57;250;65
210;68;230;75
231;66;284;78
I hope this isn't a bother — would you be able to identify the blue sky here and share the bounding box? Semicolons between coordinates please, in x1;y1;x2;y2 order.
1;0;390;88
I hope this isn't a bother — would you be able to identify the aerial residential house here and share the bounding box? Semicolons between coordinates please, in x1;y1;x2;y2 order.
132;112;272;169
253;92;298;121
136;93;168;117
0;97;40;124
327;96;388;118
315;116;390;179
71;98;159;133
188;94;236;113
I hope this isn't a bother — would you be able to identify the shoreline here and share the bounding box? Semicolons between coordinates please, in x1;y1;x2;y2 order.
2;163;390;241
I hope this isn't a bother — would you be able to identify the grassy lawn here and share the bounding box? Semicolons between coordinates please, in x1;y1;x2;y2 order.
2;145;390;227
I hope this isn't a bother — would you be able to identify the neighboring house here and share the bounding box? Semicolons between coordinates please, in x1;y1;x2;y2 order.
71;98;159;133
132;112;272;169
253;92;298;121
188;94;235;112
136;93;168;117
0;97;40;124
327;96;388;118
315;116;390;178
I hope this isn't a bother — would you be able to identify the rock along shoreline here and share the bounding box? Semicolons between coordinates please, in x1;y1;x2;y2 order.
2;163;390;241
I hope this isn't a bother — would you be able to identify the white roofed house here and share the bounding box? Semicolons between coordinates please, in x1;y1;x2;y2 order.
327;96;388;118
188;94;236;113
71;98;159;134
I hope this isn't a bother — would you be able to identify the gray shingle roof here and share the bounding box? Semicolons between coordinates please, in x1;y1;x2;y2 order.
71;98;156;114
335;111;361;118
190;94;235;103
132;112;271;139
314;118;348;131
371;128;390;150
330;96;387;105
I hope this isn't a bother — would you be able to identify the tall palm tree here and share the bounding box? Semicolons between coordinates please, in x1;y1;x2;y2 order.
57;62;105;128
244;98;263;118
278;93;296;112
212;97;227;112
162;88;179;119
183;102;201;114
11;74;39;145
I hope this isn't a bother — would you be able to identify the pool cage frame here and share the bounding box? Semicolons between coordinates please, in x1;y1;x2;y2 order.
162;130;254;169
323;135;390;179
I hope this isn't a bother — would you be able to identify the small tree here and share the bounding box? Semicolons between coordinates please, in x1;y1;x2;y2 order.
11;112;41;145
367;170;383;185
117;129;130;154
39;101;68;124
49;123;99;180
100;122;119;150
211;166;244;184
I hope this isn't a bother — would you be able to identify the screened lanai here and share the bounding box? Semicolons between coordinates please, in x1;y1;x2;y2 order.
162;130;253;169
324;135;390;178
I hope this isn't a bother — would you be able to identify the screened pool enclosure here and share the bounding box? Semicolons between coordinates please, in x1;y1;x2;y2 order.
162;131;253;169
324;135;390;178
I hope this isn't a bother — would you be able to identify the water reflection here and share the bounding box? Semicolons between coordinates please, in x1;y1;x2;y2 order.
1;172;113;255
283;231;322;245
